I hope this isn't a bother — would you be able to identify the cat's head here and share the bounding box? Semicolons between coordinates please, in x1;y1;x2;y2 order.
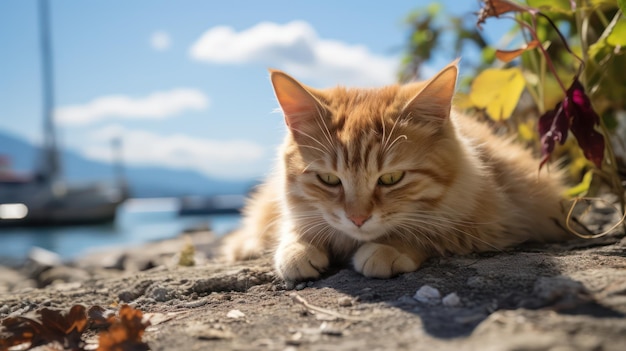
271;61;463;242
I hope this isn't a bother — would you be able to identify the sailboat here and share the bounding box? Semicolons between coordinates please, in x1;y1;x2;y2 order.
0;0;129;227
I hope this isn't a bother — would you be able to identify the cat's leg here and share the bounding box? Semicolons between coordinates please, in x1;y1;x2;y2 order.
353;242;428;279
221;182;280;262
274;233;330;282
220;228;266;261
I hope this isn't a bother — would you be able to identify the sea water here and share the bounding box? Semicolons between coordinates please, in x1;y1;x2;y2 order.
0;198;241;262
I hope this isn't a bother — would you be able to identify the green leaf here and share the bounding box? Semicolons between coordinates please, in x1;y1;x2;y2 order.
591;0;620;8
607;18;626;46
469;67;526;121
588;38;611;60
527;0;572;14
618;0;626;14
426;2;441;16
564;170;594;197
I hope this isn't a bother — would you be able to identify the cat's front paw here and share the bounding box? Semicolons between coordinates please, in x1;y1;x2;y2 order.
274;240;329;282
353;243;419;279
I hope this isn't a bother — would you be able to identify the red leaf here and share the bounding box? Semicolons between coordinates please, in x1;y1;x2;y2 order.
538;79;605;169
565;79;605;168
539;102;568;167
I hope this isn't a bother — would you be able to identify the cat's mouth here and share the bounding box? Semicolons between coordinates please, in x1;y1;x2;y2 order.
333;220;386;242
320;212;387;242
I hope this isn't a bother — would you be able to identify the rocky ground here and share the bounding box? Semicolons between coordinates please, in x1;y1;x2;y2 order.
1;208;626;350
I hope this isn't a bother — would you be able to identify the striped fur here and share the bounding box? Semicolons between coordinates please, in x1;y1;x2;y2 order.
221;62;571;282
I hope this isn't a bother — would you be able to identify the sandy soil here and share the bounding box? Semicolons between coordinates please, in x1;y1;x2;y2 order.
1;226;626;350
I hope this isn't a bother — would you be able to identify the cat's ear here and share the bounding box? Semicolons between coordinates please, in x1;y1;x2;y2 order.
269;69;323;132
401;59;459;122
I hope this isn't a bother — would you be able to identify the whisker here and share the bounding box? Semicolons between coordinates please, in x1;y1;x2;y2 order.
399;216;504;252
382;116;402;155
315;105;335;151
395;223;447;251
290;127;331;154
408;209;498;226
298;145;328;155
387;134;408;152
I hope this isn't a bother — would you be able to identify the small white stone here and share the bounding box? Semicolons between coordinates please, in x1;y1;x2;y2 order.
413;285;441;304
226;309;245;319
442;292;461;307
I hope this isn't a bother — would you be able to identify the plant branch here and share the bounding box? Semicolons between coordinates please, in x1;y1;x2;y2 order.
510;14;568;92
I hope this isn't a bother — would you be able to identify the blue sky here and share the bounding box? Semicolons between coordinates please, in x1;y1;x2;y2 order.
0;0;505;181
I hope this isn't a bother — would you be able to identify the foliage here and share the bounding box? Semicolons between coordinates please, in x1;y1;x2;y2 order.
400;3;490;83
402;0;626;215
469;67;526;121
0;304;150;351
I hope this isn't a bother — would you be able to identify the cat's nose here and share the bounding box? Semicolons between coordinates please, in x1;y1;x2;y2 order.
348;214;371;228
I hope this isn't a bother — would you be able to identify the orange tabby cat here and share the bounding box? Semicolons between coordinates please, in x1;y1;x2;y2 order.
221;61;571;282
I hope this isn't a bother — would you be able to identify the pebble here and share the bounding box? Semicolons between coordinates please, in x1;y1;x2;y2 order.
182;299;208;309
320;322;343;336
28;247;62;267
413;285;441;304
149;286;176;302
442;292;461;307
532;276;586;301
337;296;353;307
467;276;489;288
401;294;420;304
226;309;245;319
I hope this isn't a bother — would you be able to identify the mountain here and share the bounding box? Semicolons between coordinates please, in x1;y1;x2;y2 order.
0;131;256;198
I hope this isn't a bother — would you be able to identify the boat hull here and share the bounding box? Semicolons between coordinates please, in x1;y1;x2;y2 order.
0;181;127;228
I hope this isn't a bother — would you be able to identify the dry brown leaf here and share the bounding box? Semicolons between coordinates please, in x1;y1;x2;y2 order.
0;305;88;350
477;0;530;28
0;315;43;350
1;304;151;351
88;305;117;330
96;305;150;351
495;40;540;62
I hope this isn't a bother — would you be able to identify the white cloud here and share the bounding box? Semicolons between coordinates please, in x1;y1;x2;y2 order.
189;21;398;87
55;89;209;126
150;31;171;51
81;125;264;179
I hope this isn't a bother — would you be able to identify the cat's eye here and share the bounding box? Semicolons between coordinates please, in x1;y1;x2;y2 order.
317;173;341;186
378;171;405;186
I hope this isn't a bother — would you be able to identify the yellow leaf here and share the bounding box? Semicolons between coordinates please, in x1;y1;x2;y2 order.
517;119;536;142
469;67;525;121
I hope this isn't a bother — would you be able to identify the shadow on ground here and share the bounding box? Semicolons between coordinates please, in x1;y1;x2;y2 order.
312;237;626;339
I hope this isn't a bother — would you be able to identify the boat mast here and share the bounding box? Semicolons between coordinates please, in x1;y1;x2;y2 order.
37;0;61;181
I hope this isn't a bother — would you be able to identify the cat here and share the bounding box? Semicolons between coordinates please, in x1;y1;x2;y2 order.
221;60;571;282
